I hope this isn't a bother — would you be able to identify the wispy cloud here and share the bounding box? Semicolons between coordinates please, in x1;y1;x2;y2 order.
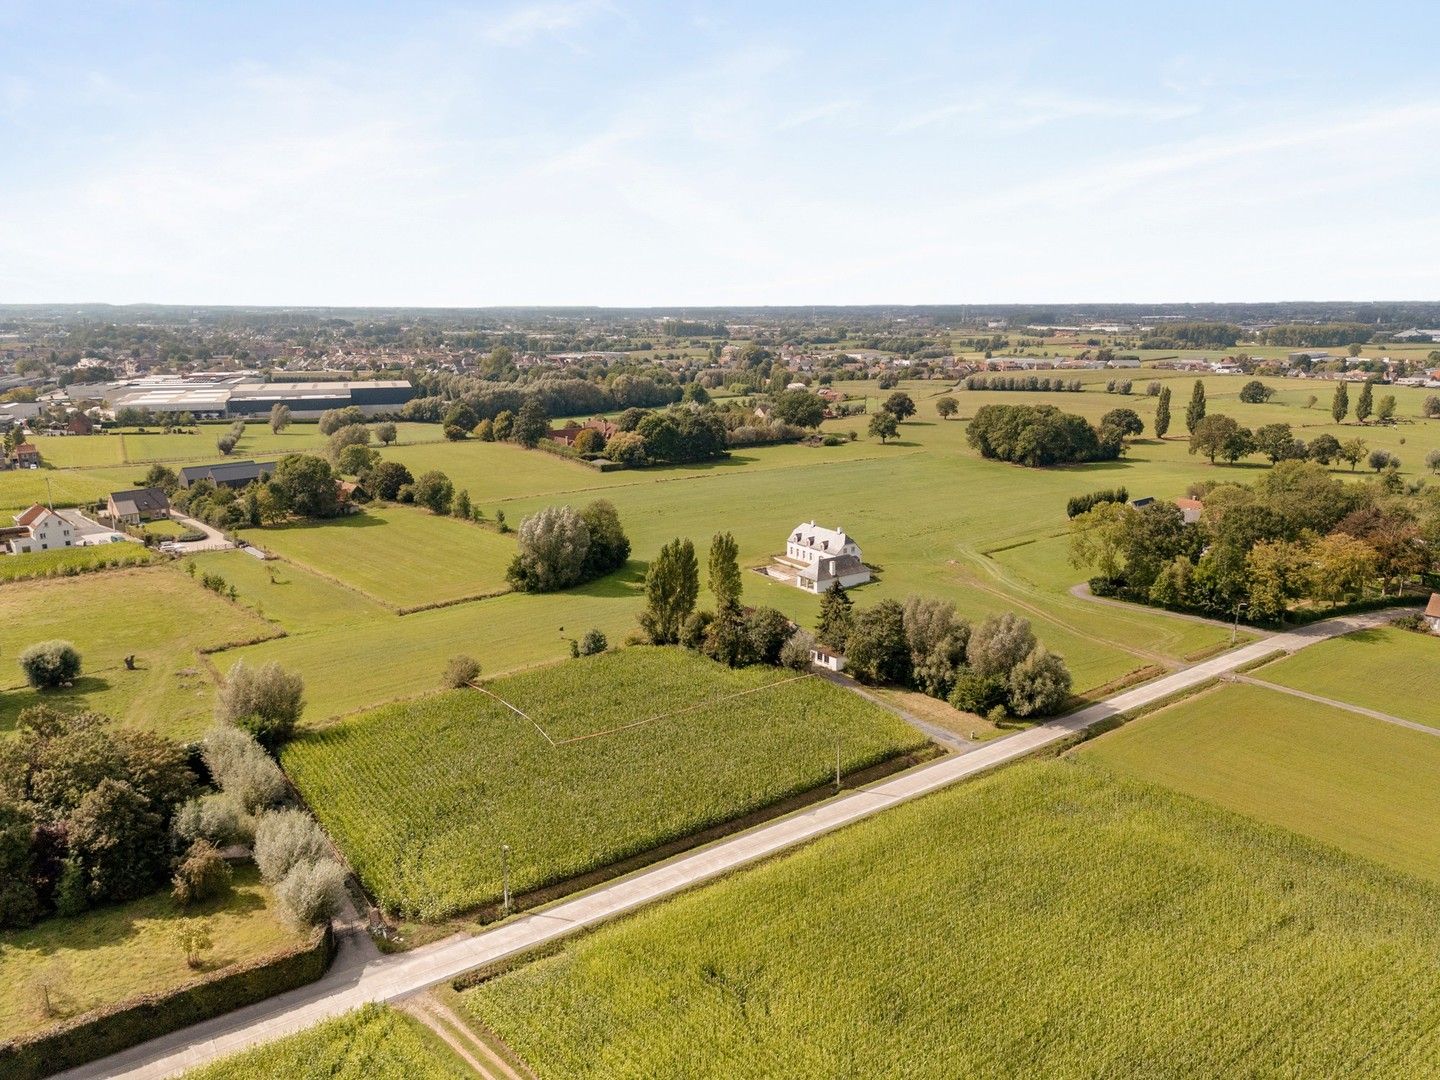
895;92;1200;133
479;0;615;47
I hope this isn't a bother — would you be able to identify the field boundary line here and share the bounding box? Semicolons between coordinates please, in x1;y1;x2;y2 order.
551;673;816;746
469;682;556;747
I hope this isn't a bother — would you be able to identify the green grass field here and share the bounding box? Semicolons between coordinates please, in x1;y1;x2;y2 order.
283;647;927;918
1080;681;1440;883
461;759;1440;1077
0;565;276;736
242;505;515;609
7;374;1434;733
1253;625;1440;728
0;866;302;1043
0;542;155;582
180;1004;471;1080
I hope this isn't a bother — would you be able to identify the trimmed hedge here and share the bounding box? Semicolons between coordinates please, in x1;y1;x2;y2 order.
0;925;335;1080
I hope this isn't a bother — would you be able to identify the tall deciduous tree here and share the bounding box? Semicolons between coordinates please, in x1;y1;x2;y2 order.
817;582;854;650
639;538;699;644
1355;379;1374;424
268;403;292;434
707;531;743;609
1331;381;1349;423
1184;379;1207;434
1153;385;1171;439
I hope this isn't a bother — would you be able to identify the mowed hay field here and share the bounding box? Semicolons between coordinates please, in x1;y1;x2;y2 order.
1080;682;1440;883
462;760;1440;1078
1254;625;1440;728
242;505;516;610
0;565;277;737
283;648;927;918
181;1004;470;1080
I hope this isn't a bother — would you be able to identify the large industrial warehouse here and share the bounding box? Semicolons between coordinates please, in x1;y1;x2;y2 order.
88;376;414;419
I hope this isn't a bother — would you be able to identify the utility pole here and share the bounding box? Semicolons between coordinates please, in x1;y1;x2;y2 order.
834;735;841;793
46;477;54;511
500;843;512;916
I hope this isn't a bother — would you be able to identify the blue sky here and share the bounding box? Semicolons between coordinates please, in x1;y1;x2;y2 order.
2;0;1438;305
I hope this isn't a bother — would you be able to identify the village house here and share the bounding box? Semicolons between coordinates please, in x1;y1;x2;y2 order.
1425;593;1440;635
808;645;846;672
5;505;74;554
178;460;276;489
1175;497;1204;525
107;487;171;525
9;442;41;469
770;522;872;593
546;417;620;447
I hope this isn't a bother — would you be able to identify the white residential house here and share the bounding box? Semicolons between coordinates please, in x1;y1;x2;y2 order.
6;505;75;554
781;522;871;592
809;646;846;672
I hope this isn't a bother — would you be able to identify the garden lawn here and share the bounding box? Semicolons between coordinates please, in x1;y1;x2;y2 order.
0;866;302;1043
1080;681;1440;883
180;1004;470;1080
462;759;1440;1078
0;565;276;737
1253;625;1440;728
283;648;927;918
242;505;515;609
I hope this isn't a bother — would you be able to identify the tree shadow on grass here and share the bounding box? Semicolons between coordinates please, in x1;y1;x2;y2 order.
0;677;113;734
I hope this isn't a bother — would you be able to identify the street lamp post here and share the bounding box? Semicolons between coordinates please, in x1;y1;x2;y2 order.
1231;600;1249;646
500;843;512;916
834;735;841;793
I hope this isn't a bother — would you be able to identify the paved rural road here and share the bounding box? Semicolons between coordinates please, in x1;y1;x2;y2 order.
60;607;1413;1080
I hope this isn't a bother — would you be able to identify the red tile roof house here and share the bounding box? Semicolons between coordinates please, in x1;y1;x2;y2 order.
547;417;619;447
10;443;40;468
1425;593;1440;635
7;505;75;554
1175;497;1204;525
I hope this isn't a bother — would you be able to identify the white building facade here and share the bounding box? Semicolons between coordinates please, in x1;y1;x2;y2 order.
784;522;871;592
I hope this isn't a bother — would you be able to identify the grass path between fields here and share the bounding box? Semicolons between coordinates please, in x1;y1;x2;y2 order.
60;606;1411;1080
1233;674;1440;738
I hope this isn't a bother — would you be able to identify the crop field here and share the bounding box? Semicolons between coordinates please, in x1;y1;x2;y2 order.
283;648;927;918
0;866;301;1042
461;759;1440;1077
1080;681;1440;883
0;542;155;582
181;1004;471;1080
1253;625;1440;728
0;565;276;736
243;505;516;609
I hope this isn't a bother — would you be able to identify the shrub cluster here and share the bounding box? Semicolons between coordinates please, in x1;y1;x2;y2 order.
966;404;1124;467
507;499;630;593
1067;487;1129;518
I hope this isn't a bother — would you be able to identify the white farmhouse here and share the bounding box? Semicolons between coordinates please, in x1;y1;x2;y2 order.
780;522;871;592
5;505;76;554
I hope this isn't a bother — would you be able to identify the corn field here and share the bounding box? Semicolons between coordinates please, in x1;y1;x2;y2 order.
463;760;1440;1078
283;648;925;919
183;1004;468;1080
